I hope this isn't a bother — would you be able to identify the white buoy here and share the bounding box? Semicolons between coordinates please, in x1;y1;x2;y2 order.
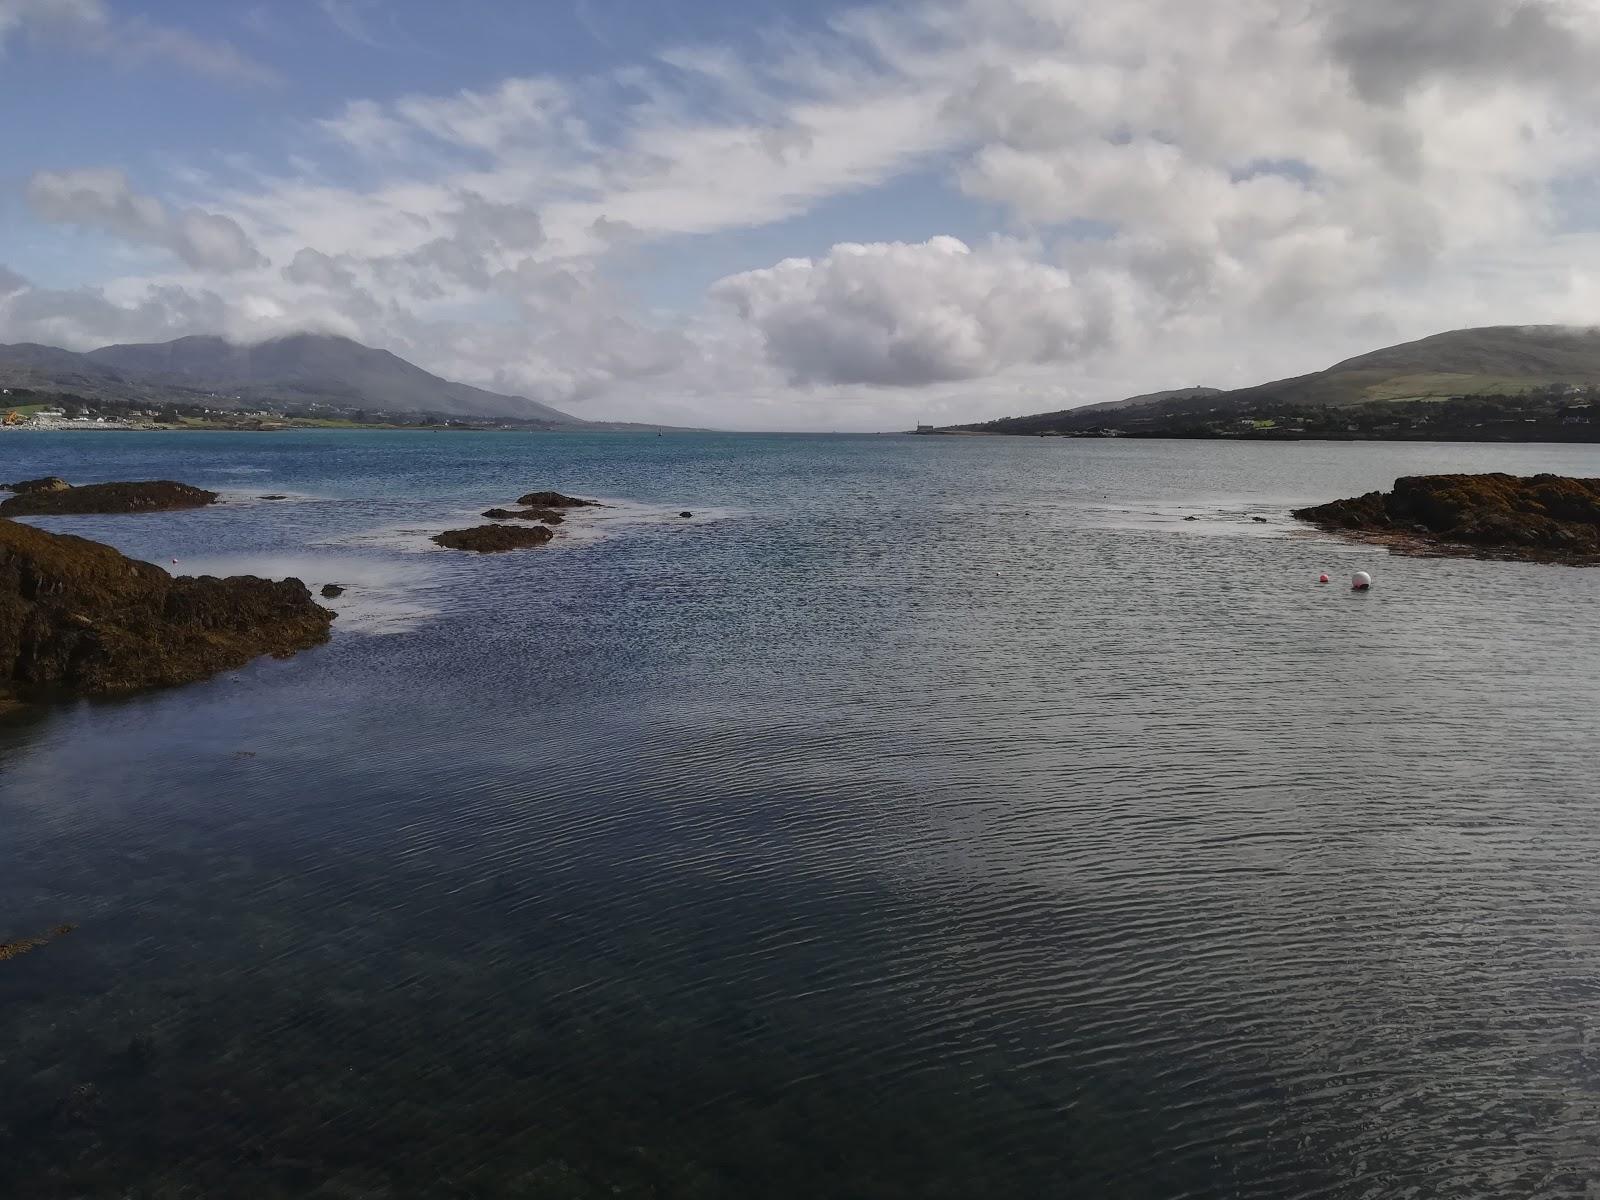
1352;571;1372;591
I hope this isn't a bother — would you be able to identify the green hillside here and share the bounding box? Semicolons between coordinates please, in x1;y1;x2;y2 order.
937;326;1600;436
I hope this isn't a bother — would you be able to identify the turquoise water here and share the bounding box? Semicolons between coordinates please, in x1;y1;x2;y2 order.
2;431;1599;1197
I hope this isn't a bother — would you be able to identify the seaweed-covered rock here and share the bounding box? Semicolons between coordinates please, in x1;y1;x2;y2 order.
1294;473;1600;562
0;519;333;709
3;477;71;496
0;924;75;963
0;480;218;516
431;524;555;553
483;507;565;525
514;491;598;509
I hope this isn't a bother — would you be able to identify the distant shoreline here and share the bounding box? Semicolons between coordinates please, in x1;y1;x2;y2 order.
912;429;1600;446
1;422;698;435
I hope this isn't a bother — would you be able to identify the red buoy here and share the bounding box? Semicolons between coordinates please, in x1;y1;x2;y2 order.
1318;573;1330;584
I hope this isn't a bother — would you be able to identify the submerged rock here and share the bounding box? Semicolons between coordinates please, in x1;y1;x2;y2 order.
431;524;555;553
0;519;333;710
514;490;599;509
260;494;288;501
0;480;218;517
679;511;693;518
0;923;75;963
3;477;71;496
1294;473;1600;563
320;584;345;598
482;507;565;525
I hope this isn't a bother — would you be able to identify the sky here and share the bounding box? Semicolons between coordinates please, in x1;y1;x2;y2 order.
5;0;1600;430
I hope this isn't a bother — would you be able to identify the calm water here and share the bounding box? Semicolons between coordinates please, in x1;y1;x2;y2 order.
2;431;1599;1198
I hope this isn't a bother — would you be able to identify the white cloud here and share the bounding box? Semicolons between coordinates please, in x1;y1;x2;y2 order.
282;247;357;291
14;0;1600;429
27;168;267;272
0;279;230;349
0;0;277;84
714;237;1124;386
319;0;389;49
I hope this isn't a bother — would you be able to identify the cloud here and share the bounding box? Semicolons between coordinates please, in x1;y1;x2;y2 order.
480;256;694;402
714;237;1120;386
319;77;582;162
319;0;389;49
931;0;1600;351
0;0;103;44
0;0;278;85
1323;0;1600;103
17;0;1600;430
27;168;267;272
308;55;952;250
0;279;230;349
282;247;357;291
274;192;544;300
314;99;414;158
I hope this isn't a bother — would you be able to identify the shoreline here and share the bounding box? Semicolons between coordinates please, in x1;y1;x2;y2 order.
1294;472;1600;567
914;429;1600;446
1299;522;1600;566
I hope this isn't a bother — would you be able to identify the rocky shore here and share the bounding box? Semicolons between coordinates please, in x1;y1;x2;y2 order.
0;479;218;516
1294;473;1600;563
482;507;566;524
433;488;607;552
0;519;333;711
432;524;556;553
516;491;598;508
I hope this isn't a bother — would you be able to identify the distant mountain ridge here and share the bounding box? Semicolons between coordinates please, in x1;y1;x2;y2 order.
940;325;1600;435
970;387;1223;434
0;332;582;424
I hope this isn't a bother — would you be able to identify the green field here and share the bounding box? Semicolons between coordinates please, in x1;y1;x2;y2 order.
1360;373;1566;403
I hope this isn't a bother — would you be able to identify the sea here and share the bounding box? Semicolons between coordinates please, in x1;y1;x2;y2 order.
1;430;1598;1199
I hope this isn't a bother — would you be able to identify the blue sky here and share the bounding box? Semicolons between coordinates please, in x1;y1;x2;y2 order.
5;0;1600;429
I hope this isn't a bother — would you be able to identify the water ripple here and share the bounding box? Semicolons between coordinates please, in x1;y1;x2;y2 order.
1;432;1599;1197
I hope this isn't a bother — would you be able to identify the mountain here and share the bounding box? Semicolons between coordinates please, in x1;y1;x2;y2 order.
958;387;1222;434
0;333;582;423
1212;325;1600;411
940;326;1600;435
1074;386;1225;415
0;343;130;396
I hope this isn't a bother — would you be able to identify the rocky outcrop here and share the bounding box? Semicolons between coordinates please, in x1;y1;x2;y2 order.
0;480;218;517
3;477;71;496
1294;473;1600;562
483;507;565;524
0;519;333;710
515;490;599;508
320;584;345;598
431;524;555;553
